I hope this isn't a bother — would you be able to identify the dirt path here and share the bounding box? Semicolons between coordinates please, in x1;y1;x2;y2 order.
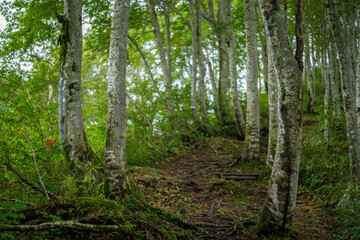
131;136;336;239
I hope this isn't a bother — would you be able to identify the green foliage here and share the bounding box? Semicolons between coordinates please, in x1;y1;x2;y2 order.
300;110;349;201
334;201;360;239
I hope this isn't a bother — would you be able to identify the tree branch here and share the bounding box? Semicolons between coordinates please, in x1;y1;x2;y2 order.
0;197;36;207
128;35;160;94
168;3;192;30
0;221;131;233
4;162;58;200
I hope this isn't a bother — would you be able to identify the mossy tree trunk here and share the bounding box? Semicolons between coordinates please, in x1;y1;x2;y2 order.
61;0;98;167
105;0;131;200
258;0;303;235
217;0;231;125
327;0;360;185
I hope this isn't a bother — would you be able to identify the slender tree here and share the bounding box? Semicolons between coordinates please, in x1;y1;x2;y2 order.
105;0;131;200
196;0;210;124
228;0;246;139
217;0;231;124
244;0;260;161
189;0;198;120
304;14;314;114
266;36;278;169
148;0;174;113
258;0;303;235
329;39;341;117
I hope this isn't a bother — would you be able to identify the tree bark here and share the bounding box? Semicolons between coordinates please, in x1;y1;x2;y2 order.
61;0;97;167
228;0;245;139
105;0;131;200
244;0;260;161
148;0;173;112
189;0;198;120
266;37;278;170
217;0;230;124
195;0;210;124
323;48;330;142
58;72;66;145
206;54;220;121
329;40;341;117
305;26;314;113
260;32;269;93
295;0;303;72
258;0;303;235
327;0;360;184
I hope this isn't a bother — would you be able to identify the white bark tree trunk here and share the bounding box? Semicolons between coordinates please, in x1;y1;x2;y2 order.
61;0;97;166
206;55;220;121
228;0;246;139
329;40;341;117
323;45;330;143
105;0;131;200
258;0;303;235
328;0;360;184
266;37;278;170
189;0;198;120
244;0;260;161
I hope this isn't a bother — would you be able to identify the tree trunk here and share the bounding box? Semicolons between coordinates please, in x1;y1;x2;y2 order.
58;71;66;145
228;0;246;139
105;0;131;200
164;1;172;78
357;34;360;127
217;0;230;124
305;33;314;113
295;0;304;72
327;0;360;184
148;0;173;112
61;0;97;167
266;37;278;170
244;0;260;161
260;32;269;94
189;0;198;120
323;47;330;143
329;40;341;117
196;0;210;124
258;0;303;235
206;54;220;121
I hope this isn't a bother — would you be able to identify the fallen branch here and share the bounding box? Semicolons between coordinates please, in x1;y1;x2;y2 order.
0;221;131;233
0;197;36;207
5;162;58;200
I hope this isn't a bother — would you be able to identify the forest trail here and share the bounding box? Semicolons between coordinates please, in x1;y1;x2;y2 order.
131;133;336;239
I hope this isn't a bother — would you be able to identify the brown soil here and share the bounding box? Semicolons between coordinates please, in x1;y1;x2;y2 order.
130;136;336;239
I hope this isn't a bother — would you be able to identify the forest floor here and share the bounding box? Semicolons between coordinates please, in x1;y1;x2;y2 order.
131;123;337;239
